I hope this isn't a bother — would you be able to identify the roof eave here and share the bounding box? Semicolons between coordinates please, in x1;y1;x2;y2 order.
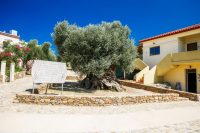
139;23;200;43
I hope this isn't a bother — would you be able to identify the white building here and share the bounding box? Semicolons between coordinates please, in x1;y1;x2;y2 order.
136;23;200;93
142;25;200;68
0;30;20;52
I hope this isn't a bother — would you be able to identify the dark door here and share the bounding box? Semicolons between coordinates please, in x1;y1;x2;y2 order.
186;69;197;93
187;42;197;51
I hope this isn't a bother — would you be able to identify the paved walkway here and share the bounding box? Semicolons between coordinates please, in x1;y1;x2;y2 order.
0;77;200;132
1;106;200;133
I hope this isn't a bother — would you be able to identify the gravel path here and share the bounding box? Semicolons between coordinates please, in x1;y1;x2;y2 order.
1;77;200;132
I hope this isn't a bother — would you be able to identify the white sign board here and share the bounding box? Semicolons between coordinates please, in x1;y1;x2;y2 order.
32;60;67;83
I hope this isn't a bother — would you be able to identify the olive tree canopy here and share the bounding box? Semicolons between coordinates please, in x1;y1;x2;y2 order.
52;20;137;91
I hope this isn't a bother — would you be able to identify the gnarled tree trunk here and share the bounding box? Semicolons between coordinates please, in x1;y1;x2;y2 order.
80;68;124;92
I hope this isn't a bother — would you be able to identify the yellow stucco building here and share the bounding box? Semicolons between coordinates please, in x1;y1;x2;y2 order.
136;23;200;93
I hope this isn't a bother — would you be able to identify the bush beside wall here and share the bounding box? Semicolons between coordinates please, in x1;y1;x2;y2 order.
14;71;26;80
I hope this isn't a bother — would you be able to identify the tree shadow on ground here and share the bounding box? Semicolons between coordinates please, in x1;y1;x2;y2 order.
25;88;39;94
25;88;60;95
51;81;97;93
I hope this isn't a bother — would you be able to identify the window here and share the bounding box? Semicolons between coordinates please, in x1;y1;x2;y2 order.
150;46;160;56
187;42;197;51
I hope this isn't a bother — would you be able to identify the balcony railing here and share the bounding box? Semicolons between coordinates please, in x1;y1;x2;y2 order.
156;50;200;76
172;50;200;64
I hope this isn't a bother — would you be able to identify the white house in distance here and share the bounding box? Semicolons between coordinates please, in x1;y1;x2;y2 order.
136;23;200;94
0;30;20;52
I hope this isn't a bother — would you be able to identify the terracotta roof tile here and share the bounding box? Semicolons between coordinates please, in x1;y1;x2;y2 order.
140;23;200;43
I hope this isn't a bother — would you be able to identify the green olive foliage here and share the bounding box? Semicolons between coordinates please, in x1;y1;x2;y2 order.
53;21;137;78
25;40;56;62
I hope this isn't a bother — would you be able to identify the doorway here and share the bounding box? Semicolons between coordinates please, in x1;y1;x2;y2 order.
186;69;197;93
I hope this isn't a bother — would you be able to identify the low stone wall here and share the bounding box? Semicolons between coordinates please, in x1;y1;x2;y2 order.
15;93;179;106
119;80;200;101
66;76;85;81
66;76;79;80
14;71;26;80
0;75;3;83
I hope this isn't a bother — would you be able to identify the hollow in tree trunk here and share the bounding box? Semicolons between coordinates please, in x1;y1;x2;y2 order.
80;68;124;92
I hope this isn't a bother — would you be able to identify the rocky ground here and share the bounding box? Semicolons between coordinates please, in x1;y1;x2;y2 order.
0;76;200;132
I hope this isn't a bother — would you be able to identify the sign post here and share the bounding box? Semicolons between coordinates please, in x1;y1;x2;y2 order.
61;83;63;94
31;60;67;94
32;83;35;94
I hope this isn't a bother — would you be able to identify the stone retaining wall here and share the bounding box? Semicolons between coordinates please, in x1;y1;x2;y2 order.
14;71;26;80
15;93;179;106
119;80;200;101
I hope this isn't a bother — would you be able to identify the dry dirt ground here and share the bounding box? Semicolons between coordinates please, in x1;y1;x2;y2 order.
0;76;200;133
38;81;157;96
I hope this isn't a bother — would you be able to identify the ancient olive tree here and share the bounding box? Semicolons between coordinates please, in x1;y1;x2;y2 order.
52;21;137;91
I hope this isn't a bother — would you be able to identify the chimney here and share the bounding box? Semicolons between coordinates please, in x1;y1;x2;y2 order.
10;30;18;36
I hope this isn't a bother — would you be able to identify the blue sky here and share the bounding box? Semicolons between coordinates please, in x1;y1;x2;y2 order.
1;0;200;53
